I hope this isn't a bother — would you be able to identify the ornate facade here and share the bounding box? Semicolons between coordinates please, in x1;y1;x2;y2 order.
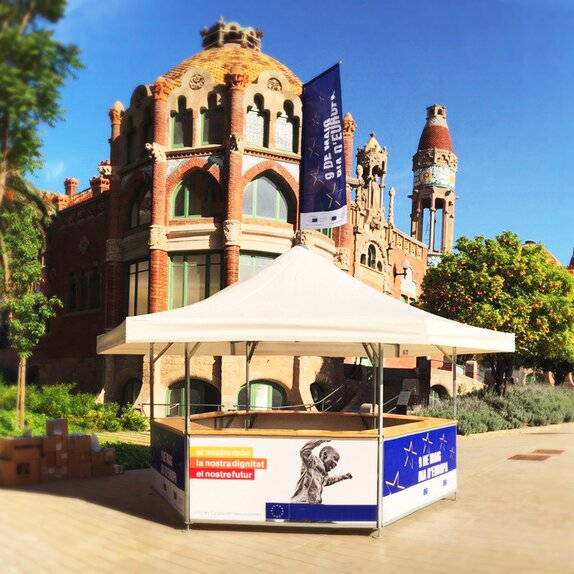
30;19;458;412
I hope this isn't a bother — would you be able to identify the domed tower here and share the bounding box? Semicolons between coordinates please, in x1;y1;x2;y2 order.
104;18;306;328
410;104;457;256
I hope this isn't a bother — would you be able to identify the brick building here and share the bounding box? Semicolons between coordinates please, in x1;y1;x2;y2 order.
30;19;458;413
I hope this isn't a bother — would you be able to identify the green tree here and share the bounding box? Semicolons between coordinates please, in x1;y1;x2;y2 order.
0;0;82;206
418;232;574;395
0;200;61;431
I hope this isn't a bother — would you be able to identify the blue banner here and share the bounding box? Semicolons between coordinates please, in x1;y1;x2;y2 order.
266;502;376;523
383;425;457;495
150;423;186;491
300;63;347;229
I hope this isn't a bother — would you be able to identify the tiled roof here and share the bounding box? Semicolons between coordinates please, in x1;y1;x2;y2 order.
163;45;302;95
418;124;453;152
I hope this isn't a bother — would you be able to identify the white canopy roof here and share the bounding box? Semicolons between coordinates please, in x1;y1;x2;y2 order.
97;245;515;358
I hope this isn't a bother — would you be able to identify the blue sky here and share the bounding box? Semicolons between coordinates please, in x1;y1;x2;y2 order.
31;0;574;264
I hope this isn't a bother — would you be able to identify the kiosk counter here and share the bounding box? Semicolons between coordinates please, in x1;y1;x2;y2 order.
150;411;456;529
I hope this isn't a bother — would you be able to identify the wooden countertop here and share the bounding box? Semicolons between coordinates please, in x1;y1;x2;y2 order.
151;411;456;439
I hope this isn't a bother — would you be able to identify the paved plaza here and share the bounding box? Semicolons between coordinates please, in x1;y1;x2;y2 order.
1;423;573;574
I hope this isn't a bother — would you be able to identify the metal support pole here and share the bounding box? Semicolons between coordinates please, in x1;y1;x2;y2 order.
244;342;258;429
362;343;377;427
149;343;155;420
375;342;384;536
184;343;190;526
246;343;251;417
452;348;458;419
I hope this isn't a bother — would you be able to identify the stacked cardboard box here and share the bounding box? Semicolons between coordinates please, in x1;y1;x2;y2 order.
0;437;42;486
0;418;118;487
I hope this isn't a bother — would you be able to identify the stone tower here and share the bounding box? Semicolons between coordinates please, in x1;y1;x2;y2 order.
410;104;457;256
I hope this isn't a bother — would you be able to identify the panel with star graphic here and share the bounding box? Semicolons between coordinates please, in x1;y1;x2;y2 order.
300;63;347;230
382;424;457;525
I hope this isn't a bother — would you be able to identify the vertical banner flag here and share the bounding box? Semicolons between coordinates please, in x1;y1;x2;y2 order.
300;63;347;230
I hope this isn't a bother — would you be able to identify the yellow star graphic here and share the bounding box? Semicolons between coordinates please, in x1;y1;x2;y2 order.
309;166;324;187
325;182;342;208
385;471;405;494
403;441;418;468
422;433;433;454
307;138;320;159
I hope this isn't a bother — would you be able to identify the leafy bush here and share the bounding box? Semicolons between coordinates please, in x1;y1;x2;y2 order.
99;441;150;470
0;382;149;434
412;384;574;435
119;405;150;431
0;383;18;410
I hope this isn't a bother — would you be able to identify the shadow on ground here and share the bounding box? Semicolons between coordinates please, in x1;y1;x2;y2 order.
3;469;183;529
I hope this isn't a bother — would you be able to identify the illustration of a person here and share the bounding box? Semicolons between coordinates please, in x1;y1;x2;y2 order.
290;439;352;504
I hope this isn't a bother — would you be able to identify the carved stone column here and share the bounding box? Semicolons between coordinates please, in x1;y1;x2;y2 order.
224;64;249;286
332;113;357;273
104;238;123;328
104;102;124;330
429;199;437;253
148;76;171;313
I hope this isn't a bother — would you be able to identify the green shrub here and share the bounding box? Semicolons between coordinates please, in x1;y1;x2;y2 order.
0;381;150;434
76;403;122;432
411;384;574;435
100;441;150;470
0;384;17;410
119;405;149;431
0;410;50;437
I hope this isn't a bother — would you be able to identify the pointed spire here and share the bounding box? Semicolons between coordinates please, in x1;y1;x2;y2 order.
417;104;453;152
388;187;396;227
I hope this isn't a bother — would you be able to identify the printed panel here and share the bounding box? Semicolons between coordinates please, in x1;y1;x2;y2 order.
150;423;186;517
188;436;378;526
383;424;457;524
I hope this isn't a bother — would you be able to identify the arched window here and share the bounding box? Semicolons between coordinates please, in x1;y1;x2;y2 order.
166;379;221;416
172;96;192;148
122;378;142;406
79;271;88;311
124;117;136;165
243;175;291;222
368;245;376;269
239;252;276;281
127;259;149;317
169;252;222;308
172;171;223;219
66;275;77;312
128;186;152;229
141;106;154;157
237;380;287;411
276;101;298;153
90;267;101;309
201;92;223;145
246;95;268;147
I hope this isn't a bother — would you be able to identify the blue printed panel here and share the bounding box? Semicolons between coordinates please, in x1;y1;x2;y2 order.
383;425;457;496
265;503;376;522
150;423;186;491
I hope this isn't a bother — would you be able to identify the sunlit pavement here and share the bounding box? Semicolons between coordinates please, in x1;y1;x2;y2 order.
1;423;573;573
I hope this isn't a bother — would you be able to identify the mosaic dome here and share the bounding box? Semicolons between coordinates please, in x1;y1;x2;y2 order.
162;20;302;95
417;105;453;152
